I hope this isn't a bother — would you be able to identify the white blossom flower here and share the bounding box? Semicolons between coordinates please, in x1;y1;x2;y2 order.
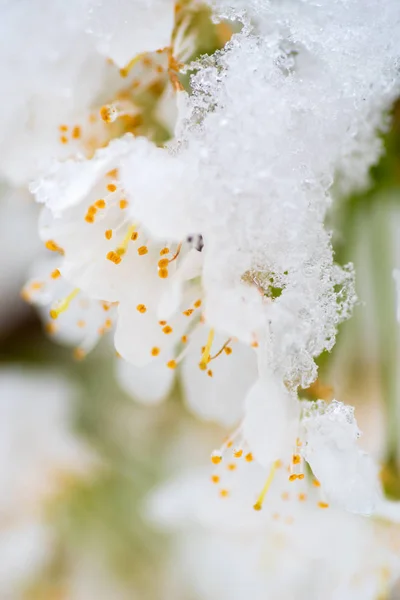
148;461;400;600
209;395;380;515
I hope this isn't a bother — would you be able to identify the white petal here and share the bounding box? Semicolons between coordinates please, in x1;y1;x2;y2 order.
120;137;198;240
302;400;381;515
242;375;296;467
115;358;174;405
84;0;175;68
181;329;258;427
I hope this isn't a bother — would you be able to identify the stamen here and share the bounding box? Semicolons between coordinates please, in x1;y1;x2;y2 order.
45;240;64;254
138;245;148;256
219;489;229;498
209;338;232;361
136;304;147;313
199;328;215;370
233;448;243;458
211;450;222;465
168;242;182;263
151;347;160;356
211;475;220;484
253;460;280;511
119;53;145;78
51;269;61;279
49;288;80;320
166;360;177;369
318;502;329;509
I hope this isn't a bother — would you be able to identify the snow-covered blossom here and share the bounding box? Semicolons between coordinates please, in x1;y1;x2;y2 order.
120;0;400;388
209;395;380;515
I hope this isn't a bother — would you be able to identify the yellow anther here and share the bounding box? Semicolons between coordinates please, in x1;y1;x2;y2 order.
104;319;112;329
106;251;122;265
298;493;307;502
313;479;321;488
85;214;95;223
60;135;68;144
167;360;177;369
45;240;64;254
253;461;279;511
194;299;202;308
45;322;57;335
107;169;118;178
136;304;147;313
51;269;61;279
160;247;170;256
297;473;305;480
59;124;68;132
96;199;106;209
289;474;298;482
318;501;329;509
107;183;117;193
219;489;229;498
88;205;97;215
158;268;169;279
158;258;169;268
105;229;113;240
292;454;301;465
207;369;213;377
120;199;128;209
245;452;254;462
103;303;111;311
159;320;167;326
151;347;160;356
227;463;236;471
49;288;80;320
211;452;222;465
73;348;86;361
138;245;148;256
181;335;188;344
131;231;138;241
211;475;220;484
251;340;259;348
233;449;243;458
199;328;215;370
100;104;118;123
72;125;81;139
224;347;232;355
183;309;194;316
163;325;173;334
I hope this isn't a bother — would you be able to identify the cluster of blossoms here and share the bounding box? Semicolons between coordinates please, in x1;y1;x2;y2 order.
7;0;400;587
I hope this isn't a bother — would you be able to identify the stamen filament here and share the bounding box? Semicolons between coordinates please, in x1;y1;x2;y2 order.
209;338;232;361
199;328;215;370
253;461;279;511
50;288;80;320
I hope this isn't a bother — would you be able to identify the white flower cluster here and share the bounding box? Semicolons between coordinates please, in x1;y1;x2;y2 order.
7;0;400;565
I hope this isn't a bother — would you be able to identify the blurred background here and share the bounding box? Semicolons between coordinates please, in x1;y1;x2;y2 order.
1;3;400;598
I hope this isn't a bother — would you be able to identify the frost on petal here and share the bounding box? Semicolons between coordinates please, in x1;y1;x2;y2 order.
115;357;175;405
302;400;381;515
31;136;136;213
83;0;175;67
181;329;257;427
242;376;296;468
